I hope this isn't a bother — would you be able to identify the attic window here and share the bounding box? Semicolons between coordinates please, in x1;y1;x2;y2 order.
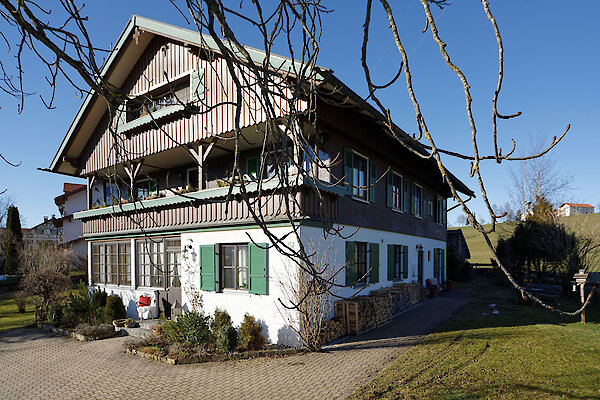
126;81;190;122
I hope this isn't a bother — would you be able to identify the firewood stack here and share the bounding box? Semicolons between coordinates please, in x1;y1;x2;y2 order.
331;283;422;336
319;318;346;345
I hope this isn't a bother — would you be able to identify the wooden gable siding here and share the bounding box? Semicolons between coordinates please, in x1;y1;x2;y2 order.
81;189;336;236
81;36;299;175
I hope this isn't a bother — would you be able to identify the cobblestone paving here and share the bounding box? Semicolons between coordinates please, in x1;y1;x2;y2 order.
0;291;469;400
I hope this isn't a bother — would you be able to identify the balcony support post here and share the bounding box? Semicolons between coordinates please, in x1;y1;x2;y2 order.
86;175;96;210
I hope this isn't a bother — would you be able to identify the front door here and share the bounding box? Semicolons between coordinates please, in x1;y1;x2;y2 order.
157;237;182;319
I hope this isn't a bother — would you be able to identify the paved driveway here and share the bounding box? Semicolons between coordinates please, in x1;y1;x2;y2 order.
0;290;469;400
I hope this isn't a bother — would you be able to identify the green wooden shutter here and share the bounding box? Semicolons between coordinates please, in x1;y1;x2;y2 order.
442;199;447;226
344;148;354;195
402;245;409;279
149;180;158;197
441;249;446;283
387;244;395;280
422;188;428;218
433;249;439;279
369;243;379;283
369;160;377;203
345;241;357;286
190;69;205;101
199;245;216;291
403;179;411;213
246;156;259;180
249;243;268;295
411;183;417;215
386;172;394;208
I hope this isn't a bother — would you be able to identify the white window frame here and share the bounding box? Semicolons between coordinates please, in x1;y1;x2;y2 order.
391;171;403;211
413;183;423;218
351;150;369;202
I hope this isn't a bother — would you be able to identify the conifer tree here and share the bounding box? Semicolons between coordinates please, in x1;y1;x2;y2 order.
3;206;23;274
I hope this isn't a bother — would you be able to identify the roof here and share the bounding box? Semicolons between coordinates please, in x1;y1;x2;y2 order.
48;15;473;197
560;203;594;208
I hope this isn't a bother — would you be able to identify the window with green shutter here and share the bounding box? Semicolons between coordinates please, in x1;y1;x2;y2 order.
369;243;379;283
248;243;268;295
199;244;216;291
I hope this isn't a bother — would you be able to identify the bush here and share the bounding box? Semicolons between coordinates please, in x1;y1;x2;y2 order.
91;289;107;313
103;294;126;323
64;282;92;325
212;307;232;333
239;313;264;350
13;290;27;313
161;320;184;344
177;310;212;347
47;303;64;325
216;325;238;352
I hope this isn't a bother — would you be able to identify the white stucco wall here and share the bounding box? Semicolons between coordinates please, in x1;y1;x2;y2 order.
62;189;86;244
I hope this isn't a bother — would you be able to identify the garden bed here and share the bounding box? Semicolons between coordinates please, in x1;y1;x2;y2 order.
38;323;120;341
124;342;307;365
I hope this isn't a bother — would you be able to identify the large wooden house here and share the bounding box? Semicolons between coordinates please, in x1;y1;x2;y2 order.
48;16;473;344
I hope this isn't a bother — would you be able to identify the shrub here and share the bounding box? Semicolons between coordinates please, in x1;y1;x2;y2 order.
13;290;27;313
64;281;92;325
91;289;107;313
161;320;184;344
216;325;238;352
212;307;232;333
75;323;115;339
47;303;64;325
103;294;126;323
240;313;264;350
176;310;212;347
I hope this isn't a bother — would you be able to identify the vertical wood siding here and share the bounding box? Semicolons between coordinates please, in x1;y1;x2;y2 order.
81;36;301;175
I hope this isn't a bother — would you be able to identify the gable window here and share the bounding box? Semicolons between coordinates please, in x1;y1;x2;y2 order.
387;172;403;210
344;148;377;203
126;81;190;123
92;241;130;286
221;244;249;290
387;244;409;281
345;241;379;286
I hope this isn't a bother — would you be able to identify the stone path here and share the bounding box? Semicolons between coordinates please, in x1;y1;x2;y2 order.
0;290;469;400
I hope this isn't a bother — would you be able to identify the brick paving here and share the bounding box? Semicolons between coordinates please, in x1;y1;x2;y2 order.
0;290;469;400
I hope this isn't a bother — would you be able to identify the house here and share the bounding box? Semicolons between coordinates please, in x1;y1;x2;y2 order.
22;217;62;247
45;16;473;344
54;183;87;261
557;203;594;217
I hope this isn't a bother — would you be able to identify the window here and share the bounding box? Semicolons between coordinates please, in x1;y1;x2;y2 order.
221;244;249;290
345;241;379;286
186;167;199;191
166;238;181;288
387;172;403;210
137;179;158;200
352;154;368;200
105;183;128;205
434;196;446;225
303;146;331;182
136;239;164;287
91;241;130;286
413;184;423;218
246;148;292;181
344;148;377;203
387;244;408;280
126;82;190;122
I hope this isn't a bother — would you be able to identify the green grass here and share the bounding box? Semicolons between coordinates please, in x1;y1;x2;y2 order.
458;213;600;265
0;291;35;332
350;272;600;400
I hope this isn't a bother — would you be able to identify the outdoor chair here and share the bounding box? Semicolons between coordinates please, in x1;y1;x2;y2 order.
136;294;158;321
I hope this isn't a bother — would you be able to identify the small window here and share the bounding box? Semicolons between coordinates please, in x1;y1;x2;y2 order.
137;179;158;200
434;196;445;224
221;244;249;290
388;172;403;210
186;167;199;191
127;81;190;122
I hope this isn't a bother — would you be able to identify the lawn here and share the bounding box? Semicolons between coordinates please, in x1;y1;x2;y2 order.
458;213;600;264
0;291;35;332
350;271;600;400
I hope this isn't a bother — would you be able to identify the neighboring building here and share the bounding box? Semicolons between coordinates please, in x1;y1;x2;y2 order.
54;183;87;259
46;16;473;344
557;203;595;217
22;217;62;247
447;229;470;262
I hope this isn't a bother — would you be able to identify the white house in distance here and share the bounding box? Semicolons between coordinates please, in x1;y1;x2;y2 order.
45;16;473;344
54;183;87;259
557;203;595;217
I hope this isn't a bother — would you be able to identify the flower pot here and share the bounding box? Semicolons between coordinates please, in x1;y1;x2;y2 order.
113;319;126;328
447;281;455;291
430;288;439;298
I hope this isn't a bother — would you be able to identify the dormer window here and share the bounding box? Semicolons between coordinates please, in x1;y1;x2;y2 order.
126;81;190;122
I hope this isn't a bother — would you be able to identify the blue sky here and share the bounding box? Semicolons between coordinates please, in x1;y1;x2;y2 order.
0;1;598;227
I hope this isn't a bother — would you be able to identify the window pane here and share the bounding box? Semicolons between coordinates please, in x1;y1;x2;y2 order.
223;246;235;266
223;267;236;289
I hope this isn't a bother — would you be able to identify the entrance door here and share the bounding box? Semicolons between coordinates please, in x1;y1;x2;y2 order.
157;237;182;319
418;249;424;286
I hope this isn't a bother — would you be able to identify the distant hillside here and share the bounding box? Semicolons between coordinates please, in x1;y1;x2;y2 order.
457;213;600;265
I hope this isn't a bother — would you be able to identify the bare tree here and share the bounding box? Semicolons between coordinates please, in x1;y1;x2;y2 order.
0;0;594;318
507;136;573;217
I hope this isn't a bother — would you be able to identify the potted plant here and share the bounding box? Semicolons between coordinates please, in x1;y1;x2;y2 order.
124;318;138;328
446;280;455;291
